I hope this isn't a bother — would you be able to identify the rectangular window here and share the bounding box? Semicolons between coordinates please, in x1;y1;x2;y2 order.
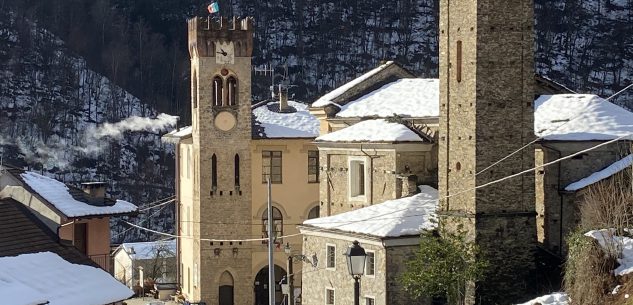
326;288;335;305
366;252;375;276
349;159;366;198
326;244;336;269
365;297;375;305
262;151;283;184
187;267;191;294
193;263;198;287
308;150;319;183
186;207;191;236
456;40;463;83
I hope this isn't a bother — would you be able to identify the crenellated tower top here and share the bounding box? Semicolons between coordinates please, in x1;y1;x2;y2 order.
187;16;254;58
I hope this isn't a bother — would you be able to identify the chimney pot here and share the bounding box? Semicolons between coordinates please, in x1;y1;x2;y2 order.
81;182;107;205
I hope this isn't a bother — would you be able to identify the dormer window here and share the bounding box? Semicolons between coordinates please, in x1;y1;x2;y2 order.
227;77;238;105
213;76;223;106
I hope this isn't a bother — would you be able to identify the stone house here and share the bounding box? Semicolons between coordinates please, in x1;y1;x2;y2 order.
112;239;177;288
0;165;138;271
161;17;321;305
299;186;438;305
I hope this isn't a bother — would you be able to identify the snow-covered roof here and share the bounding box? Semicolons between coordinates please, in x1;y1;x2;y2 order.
162;126;192;143
516;292;569;305
0;252;133;305
252;101;320;138
315;119;425;143
302;185;438;238
586;229;633;276
312;61;395;108
336;79;439;118
20;171;138;218
117;239;177;260
535;94;633;141
565;154;632;191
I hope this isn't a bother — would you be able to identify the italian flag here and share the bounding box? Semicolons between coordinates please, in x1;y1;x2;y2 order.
208;2;220;14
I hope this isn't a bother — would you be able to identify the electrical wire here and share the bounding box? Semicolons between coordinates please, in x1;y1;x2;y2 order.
138;198;176;212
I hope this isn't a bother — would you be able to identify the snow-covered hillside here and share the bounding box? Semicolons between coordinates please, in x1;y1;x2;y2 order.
0;10;175;243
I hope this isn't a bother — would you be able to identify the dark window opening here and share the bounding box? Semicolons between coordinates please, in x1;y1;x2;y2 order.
228;77;238;106
212;154;218;190
307;206;320;220
213;76;223;106
234;154;240;188
456;40;463;83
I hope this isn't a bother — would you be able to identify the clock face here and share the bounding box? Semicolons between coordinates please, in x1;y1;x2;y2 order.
214;111;237;131
215;41;235;64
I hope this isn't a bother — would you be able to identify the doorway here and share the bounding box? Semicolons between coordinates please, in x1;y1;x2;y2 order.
254;265;286;305
219;271;234;305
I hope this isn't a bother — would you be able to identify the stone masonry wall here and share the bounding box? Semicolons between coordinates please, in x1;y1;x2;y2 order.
385;245;430;305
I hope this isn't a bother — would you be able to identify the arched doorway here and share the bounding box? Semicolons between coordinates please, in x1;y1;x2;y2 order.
219;271;234;305
254;265;286;305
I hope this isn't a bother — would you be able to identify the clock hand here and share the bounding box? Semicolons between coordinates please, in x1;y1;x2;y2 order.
216;48;228;56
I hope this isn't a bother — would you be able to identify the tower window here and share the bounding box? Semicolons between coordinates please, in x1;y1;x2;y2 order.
262;207;283;242
456;40;463;83
308;150;319;183
212;154;218;190
234;154;240;188
213;76;223;106
262;151;282;184
228;77;238;106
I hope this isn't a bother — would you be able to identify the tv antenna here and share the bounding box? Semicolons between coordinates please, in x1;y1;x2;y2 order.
254;63;291;100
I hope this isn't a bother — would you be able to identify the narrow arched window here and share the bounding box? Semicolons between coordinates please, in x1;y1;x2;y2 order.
212;154;218;190
227;77;238;106
213;76;223;106
262;207;283;242
219;271;234;305
234;154;240;188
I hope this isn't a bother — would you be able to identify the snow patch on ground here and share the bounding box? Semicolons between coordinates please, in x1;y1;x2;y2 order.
20;171;138;218
316;119;423;143
337;79;439;118
565;154;632;191
303;185;438;237
516;292;569;305
0;252;133;305
586;229;633;276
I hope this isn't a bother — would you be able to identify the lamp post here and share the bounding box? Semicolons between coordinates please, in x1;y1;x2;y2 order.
345;241;367;305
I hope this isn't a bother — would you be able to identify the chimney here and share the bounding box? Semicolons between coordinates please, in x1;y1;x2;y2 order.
81;182;107;206
279;84;289;112
399;175;419;197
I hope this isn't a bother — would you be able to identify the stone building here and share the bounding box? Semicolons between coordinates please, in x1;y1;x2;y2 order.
299;186;438;305
162;17;321;305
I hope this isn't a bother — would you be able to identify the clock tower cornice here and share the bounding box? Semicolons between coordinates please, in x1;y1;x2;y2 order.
188;16;254;59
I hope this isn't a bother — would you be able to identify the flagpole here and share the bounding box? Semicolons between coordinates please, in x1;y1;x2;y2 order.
268;177;276;305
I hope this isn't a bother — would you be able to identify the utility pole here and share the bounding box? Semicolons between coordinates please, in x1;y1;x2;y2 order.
268;177;276;305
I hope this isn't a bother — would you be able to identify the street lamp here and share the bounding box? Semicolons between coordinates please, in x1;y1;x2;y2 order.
284;243;296;305
345;241;367;305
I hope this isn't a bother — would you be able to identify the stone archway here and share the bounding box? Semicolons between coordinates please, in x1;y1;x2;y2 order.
253;265;286;305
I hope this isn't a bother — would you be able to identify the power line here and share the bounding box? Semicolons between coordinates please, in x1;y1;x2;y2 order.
138;198;176;212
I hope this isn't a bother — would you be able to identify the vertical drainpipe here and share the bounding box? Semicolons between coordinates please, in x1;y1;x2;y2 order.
175;141;181;288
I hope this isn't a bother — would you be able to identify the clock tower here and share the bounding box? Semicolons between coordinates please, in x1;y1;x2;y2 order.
187;16;254;304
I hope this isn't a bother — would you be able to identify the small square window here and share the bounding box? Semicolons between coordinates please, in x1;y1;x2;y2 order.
365;297;375;305
326;245;336;269
326;289;335;305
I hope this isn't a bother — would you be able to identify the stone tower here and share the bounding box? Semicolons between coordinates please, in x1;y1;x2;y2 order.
188;16;254;305
438;0;536;304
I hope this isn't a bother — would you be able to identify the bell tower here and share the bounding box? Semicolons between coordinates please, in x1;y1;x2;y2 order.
188;16;254;304
438;0;536;304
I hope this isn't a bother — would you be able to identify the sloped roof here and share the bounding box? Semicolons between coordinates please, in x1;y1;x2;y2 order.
336;79;439;118
162;126;192;143
0;198;96;266
535;94;633;141
565;154;632;191
252;100;320;139
302;186;438;238
0;252;133;305
315;119;425;143
3;167;138;218
115;239;177;260
312;61;397;108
